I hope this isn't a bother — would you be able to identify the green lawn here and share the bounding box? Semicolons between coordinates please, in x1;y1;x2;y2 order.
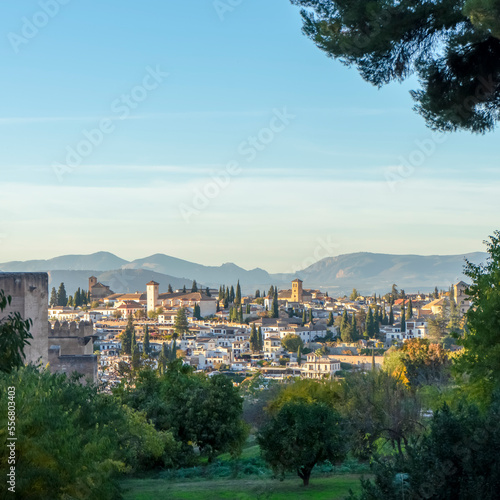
121;474;364;500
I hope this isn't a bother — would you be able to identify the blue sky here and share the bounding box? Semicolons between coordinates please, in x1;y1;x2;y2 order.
0;0;498;272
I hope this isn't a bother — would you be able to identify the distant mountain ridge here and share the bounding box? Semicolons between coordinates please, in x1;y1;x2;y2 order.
0;250;488;295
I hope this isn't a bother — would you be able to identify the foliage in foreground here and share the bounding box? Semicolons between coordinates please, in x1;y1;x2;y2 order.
0;366;176;500
291;0;500;133
348;397;500;499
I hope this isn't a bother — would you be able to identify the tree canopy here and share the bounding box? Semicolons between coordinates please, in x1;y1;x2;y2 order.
291;0;500;133
258;400;346;486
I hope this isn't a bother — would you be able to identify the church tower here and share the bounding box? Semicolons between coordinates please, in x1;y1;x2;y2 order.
291;279;303;302
147;281;159;313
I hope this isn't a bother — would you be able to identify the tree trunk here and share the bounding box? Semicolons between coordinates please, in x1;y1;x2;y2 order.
297;466;311;486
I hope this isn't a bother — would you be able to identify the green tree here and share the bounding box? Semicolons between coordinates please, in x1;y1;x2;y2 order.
205;287;211;297
349;399;500;500
301;309;306;326
282;333;304;353
255;289;260;298
0;366;175;499
341;310;352;343
407;297;413;318
327;311;334;327
250;323;259;352
182;285;187;294
120;363;247;463
258;327;263;351
258;401;346;486
191;280;198;293
350;288;359;301
174;307;190;339
271;293;279;318
291;0;500;134
308;308;313;322
120;315;134;355
454;231;500;404
401;301;406;332
143;324;151;357
350;311;358;340
168;283;173;293
57;282;67;306
229;285;235;303
365;307;375;338
235;280;241;305
389;303;394;325
297;344;303;365
193;303;201;320
49;287;58;306
0;291;33;373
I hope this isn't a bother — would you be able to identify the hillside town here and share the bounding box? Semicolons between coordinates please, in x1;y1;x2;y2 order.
45;276;470;388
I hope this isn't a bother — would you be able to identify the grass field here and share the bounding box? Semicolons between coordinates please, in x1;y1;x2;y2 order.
121;474;365;500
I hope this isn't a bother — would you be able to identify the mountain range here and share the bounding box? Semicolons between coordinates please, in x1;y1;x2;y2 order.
0;251;487;296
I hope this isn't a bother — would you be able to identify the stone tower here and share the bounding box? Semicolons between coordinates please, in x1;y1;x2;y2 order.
147;281;159;313
0;273;49;366
291;279;303;302
89;276;97;292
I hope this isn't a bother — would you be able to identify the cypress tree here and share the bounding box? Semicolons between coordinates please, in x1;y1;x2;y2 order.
250;323;258;352
301;309;306;326
258;327;263;350
268;286;275;298
272;294;279;318
408;298;413;319
401;301;406;333
170;339;177;361
235;280;241;305
308;308;313;322
239;306;243;323
182;285;187;293
57;283;67;306
230;285;235;303
246;303;250;314
49;287;57;306
159;343;168;374
168;284;173;293
255;289;260;298
205;287;211;297
74;288;81;307
327;311;334;327
174;307;189;339
143;324;150;356
389;304;394;325
340;310;351;343
350;312;357;340
67;296;73;308
297;345;302;366
191;280;198;292
365;307;374;338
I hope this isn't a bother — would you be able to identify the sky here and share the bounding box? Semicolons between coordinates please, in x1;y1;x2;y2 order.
0;0;498;273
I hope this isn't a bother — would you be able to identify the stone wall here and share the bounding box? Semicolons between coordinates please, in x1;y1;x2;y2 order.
0;273;49;365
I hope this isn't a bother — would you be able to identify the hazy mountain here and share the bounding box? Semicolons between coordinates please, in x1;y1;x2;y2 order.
281;251;488;294
1;250;489;296
0;252;127;272
123;254;273;287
